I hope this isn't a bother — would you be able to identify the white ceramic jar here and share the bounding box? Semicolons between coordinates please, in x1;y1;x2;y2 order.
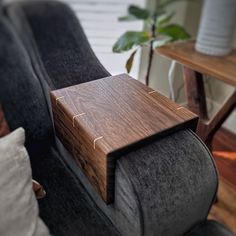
195;0;236;56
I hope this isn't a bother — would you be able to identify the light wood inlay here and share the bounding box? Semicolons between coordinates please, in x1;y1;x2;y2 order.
50;74;198;203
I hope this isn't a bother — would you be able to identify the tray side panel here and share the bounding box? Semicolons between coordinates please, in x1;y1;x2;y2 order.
51;92;110;202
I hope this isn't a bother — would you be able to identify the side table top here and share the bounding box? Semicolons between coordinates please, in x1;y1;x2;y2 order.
156;40;236;87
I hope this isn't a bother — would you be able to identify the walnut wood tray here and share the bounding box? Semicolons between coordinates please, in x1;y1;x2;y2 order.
50;74;198;203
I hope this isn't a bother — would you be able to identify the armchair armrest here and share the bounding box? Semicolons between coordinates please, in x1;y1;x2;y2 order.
56;128;218;236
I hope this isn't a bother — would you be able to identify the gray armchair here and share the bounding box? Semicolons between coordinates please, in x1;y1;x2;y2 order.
0;1;234;235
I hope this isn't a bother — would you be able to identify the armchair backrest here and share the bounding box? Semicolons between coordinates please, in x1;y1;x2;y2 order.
0;14;53;156
6;0;110;91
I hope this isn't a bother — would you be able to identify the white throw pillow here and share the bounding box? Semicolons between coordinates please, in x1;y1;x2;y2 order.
0;128;50;236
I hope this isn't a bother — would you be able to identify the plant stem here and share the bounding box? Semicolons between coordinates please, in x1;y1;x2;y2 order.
145;15;156;86
145;39;154;86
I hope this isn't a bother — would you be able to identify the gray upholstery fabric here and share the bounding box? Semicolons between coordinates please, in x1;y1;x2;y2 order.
57;129;218;236
0;6;120;236
56;138;142;236
32;146;120;236
4;1;220;236
0;14;53;155
6;0;110;91
186;220;235;236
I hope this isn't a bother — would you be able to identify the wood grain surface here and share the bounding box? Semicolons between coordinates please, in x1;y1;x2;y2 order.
209;179;236;235
209;129;236;234
156;40;236;86
213;128;236;188
50;74;198;203
183;67;208;120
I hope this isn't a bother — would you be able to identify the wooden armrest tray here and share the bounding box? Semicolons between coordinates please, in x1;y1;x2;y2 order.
50;74;198;203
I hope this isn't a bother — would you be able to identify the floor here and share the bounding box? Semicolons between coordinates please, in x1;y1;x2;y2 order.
212;128;236;188
208;128;236;234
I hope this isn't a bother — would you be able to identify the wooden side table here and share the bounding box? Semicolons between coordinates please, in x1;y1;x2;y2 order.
156;41;236;149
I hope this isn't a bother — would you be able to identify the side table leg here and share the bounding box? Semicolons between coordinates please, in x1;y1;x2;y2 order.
183;67;213;148
183;67;208;120
200;90;236;150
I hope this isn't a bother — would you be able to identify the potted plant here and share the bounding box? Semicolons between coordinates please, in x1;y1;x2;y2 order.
112;0;190;86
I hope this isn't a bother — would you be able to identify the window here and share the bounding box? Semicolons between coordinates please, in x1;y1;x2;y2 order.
65;0;145;77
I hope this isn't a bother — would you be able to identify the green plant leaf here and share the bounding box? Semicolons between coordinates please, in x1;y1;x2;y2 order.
157;24;190;40
118;15;137;21
128;5;150;20
159;0;188;8
153;38;172;48
156;12;175;27
112;31;150;53
125;50;137;73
